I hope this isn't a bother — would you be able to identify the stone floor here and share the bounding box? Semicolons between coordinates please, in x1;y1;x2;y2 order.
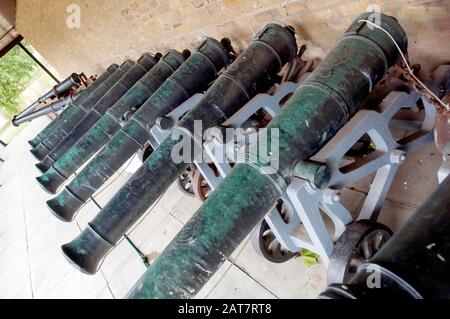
0;116;442;299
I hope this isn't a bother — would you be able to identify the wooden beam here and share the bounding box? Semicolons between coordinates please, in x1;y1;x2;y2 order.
0;34;22;58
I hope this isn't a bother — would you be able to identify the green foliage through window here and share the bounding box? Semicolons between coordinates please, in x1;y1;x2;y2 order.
0;41;39;117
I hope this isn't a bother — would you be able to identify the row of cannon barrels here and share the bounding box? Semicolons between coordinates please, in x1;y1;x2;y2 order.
12;72;86;127
28;12;450;298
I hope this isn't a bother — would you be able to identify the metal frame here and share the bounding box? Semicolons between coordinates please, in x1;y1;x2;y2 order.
195;81;301;190
132;78;436;268
169;84;435;267
148;93;205;147
284;92;435;265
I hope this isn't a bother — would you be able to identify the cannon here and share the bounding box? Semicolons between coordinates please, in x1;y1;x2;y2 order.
12;92;81;127
46;37;233;223
162;65;441;271
30;59;135;161
60;23;298;275
34;73;81;103
34;53;162;173
124;13;408;298
320;174;450;299
15;73;82;124
28;64;120;148
34;52;162;177
35;50;188;191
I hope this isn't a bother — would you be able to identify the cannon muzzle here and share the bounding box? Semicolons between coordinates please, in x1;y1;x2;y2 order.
48;37;231;222
61;224;114;274
28;64;119;148
320;175;450;299
126;13;408;299
30;60;135;161
61;23;298;274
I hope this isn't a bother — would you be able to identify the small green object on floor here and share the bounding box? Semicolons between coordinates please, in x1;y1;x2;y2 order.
301;248;319;267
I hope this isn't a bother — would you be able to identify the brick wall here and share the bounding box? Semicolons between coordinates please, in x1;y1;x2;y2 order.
16;0;450;78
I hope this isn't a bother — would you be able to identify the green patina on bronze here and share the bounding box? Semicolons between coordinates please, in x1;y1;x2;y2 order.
130;163;281;299
293;160;331;189
69;50;223;195
29;63;120;147
58;24;297;276
127;13;408;299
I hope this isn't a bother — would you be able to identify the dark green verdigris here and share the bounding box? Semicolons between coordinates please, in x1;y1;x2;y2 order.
126;13;408;299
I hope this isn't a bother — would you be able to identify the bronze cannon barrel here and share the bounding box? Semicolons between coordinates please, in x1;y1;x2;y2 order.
30;60;135;160
126;13;408;299
35;53;160;179
47;38;232;223
28;64;119;148
36;50;187;193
